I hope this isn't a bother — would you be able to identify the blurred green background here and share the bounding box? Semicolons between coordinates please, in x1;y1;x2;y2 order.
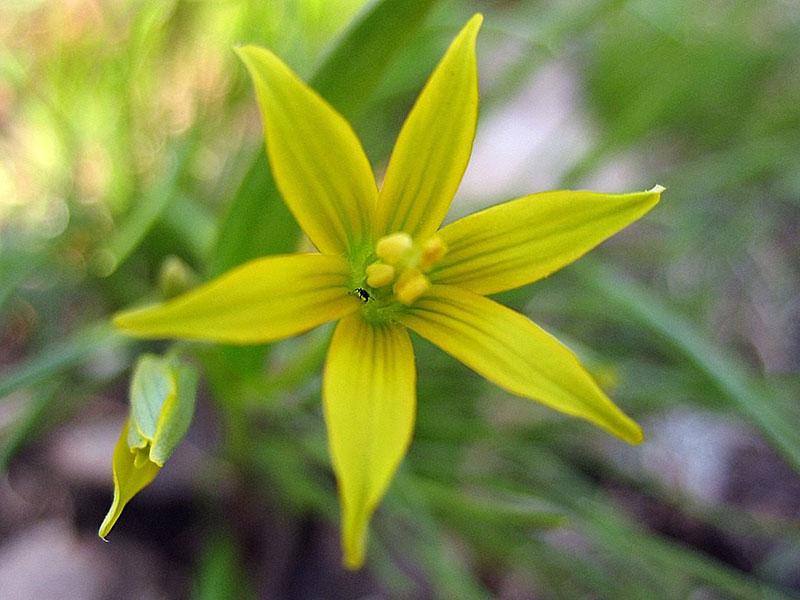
1;0;799;598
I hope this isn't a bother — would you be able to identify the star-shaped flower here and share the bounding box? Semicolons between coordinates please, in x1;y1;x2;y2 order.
114;14;662;568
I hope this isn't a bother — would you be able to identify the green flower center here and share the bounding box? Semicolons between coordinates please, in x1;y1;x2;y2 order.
353;231;447;321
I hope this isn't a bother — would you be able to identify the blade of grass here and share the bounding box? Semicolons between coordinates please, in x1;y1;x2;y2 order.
194;532;256;600
0;381;60;471
572;259;800;472
96;136;195;276
0;322;127;400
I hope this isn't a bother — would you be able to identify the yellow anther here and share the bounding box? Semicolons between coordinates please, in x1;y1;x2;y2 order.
419;236;448;271
376;232;413;265
365;262;395;288
394;268;430;305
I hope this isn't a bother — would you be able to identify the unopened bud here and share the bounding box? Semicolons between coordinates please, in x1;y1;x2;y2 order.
159;255;196;299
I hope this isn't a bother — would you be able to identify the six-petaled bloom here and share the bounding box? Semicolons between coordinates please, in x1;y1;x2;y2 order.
113;14;662;569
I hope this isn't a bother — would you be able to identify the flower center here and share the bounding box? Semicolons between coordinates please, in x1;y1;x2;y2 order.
359;232;447;307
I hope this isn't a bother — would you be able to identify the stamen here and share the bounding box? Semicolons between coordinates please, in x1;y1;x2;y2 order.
419;236;447;271
376;232;413;265
394;268;430;305
364;232;446;308
366;262;395;288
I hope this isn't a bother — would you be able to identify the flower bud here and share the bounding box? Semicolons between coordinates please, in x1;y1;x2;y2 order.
99;354;198;539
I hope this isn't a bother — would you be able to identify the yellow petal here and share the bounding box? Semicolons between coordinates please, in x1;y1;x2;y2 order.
99;419;161;539
399;285;643;444
236;46;377;255
114;254;358;344
376;14;482;240
432;187;663;295
323;314;416;569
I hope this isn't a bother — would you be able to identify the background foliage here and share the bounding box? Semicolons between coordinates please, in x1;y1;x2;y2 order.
1;0;798;598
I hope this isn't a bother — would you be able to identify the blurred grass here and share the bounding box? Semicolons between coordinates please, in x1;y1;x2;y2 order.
1;0;799;597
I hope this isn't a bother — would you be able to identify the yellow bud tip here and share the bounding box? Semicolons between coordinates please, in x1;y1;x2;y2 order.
394;270;430;305
419;236;447;271
376;232;413;265
648;184;666;193
365;262;395;288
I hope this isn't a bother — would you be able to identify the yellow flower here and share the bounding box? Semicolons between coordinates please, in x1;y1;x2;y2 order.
114;14;662;568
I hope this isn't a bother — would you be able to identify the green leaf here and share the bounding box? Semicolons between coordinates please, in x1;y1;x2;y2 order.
415;476;566;529
194;533;255;600
0;382;60;473
0;322;127;401
312;0;439;123
95;136;194;276
207;154;297;277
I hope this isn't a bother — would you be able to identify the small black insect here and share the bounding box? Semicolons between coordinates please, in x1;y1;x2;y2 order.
352;287;371;303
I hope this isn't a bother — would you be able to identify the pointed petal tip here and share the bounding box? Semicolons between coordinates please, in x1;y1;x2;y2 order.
234;44;282;79
98;515;114;541
619;421;645;445
467;12;484;29
111;312;129;330
111;308;151;336
341;512;367;570
648;184;666;194
343;550;365;571
462;13;483;43
341;516;367;571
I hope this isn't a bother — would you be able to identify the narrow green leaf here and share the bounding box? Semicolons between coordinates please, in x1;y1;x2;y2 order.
0;383;60;472
207;153;298;277
573;259;800;472
0;322;127;401
96;136;194;276
0;251;43;318
312;0;439;122
194;533;256;600
415;477;566;529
